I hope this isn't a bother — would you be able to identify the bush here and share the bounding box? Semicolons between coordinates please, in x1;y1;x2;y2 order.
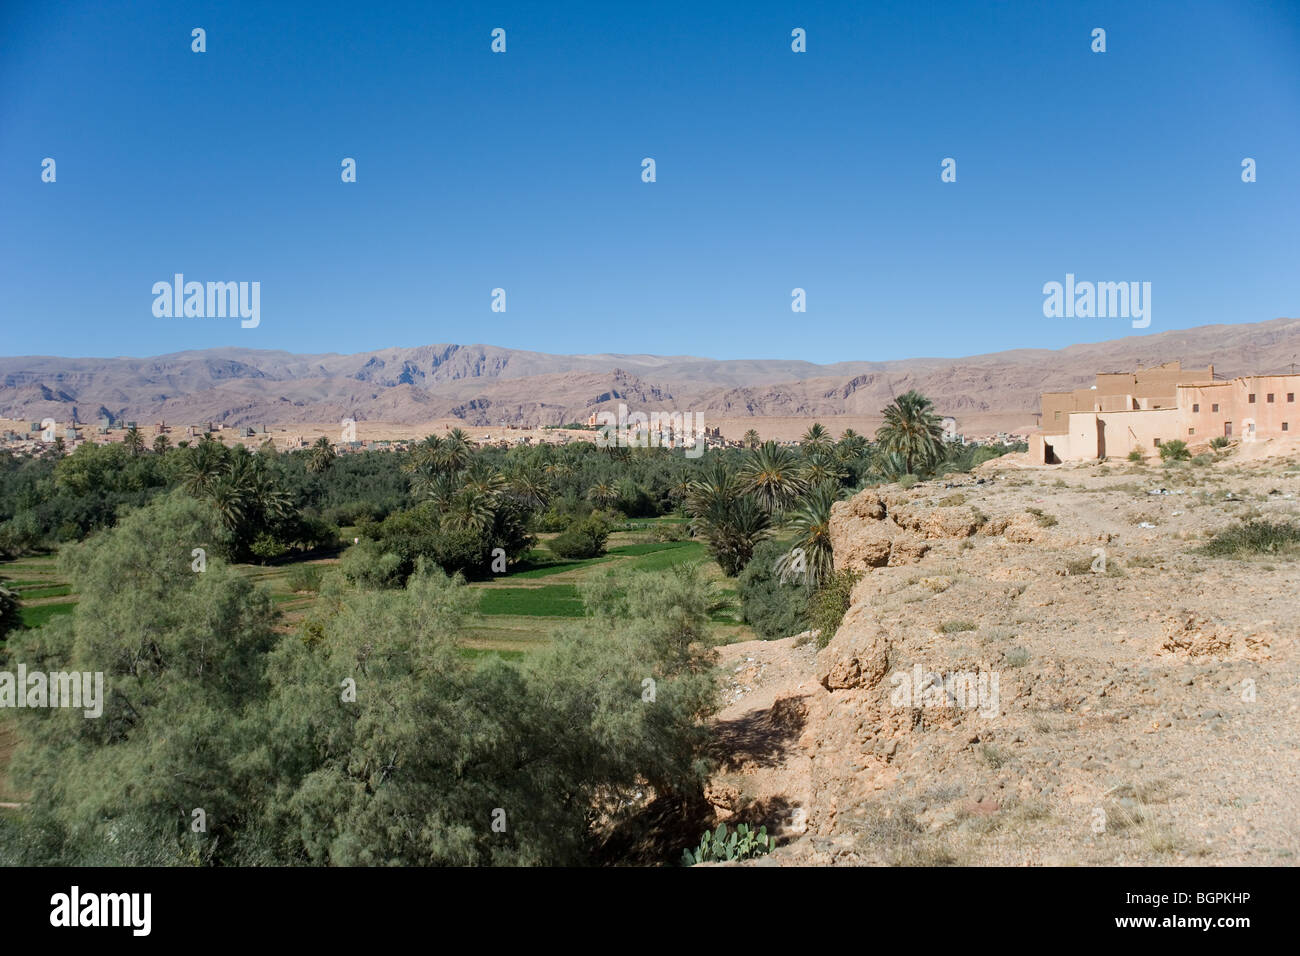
1197;520;1300;558
285;563;324;593
738;539;810;639
0;581;21;641
338;539;405;589
809;569;862;648
1209;436;1231;450
1127;449;1145;462
898;474;919;489
549;514;610;559
1159;439;1190;462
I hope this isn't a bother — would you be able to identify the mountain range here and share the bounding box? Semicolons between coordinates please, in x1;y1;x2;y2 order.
2;318;1298;433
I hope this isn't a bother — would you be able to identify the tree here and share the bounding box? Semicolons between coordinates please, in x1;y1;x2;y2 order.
876;390;945;475
800;423;833;457
307;436;335;474
738;441;805;514
152;434;171;454
439;429;473;473
742;429;761;449
585;480;618;510
776;483;839;588
123;426;145;456
686;460;771;575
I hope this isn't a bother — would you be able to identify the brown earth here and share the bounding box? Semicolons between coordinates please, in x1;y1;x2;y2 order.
704;437;1300;865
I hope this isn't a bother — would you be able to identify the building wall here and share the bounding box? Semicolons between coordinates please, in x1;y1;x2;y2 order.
1179;375;1300;442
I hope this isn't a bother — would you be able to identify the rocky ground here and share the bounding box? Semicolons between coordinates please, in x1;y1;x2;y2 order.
705;439;1300;865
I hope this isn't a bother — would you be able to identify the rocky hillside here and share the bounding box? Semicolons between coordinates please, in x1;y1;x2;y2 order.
1;318;1297;428
703;440;1300;864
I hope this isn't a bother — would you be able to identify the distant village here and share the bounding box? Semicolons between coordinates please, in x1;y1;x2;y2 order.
0;410;1028;458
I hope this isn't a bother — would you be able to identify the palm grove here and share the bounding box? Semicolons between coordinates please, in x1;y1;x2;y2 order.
0;392;1017;864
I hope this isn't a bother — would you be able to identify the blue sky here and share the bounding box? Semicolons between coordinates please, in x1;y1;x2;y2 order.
1;0;1297;363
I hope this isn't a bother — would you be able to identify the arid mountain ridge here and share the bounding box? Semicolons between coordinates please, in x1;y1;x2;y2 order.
2;318;1297;430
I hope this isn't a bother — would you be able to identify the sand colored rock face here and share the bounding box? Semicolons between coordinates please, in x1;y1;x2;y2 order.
705;450;1300;865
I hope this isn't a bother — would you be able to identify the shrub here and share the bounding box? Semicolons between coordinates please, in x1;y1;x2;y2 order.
1026;507;1058;528
809;569;861;648
1196;519;1300;558
1209;436;1230;450
1159;439;1190;462
338;539;405;589
738;539;810;639
1127;449;1145;462
652;522;687;542
939;619;977;633
249;532;288;563
898;474;919;490
285;563;324;593
0;581;21;640
681;823;772;865
549;514;610;559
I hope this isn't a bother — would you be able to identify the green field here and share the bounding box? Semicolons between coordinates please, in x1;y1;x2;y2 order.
0;519;754;657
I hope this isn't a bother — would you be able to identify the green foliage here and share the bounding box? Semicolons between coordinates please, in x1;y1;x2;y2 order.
876;391;945;476
809;569;862;648
0;579;21;640
681;822;772;865
1197;519;1300;558
1159;439;1191;462
1127;449;1145;462
738;539;810;639
285;563;324;593
548;513;610;559
897;473;919;489
3;494;720;866
1209;436;1231;450
339;539;406;589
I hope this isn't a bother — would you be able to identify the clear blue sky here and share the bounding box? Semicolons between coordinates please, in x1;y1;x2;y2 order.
2;0;1297;363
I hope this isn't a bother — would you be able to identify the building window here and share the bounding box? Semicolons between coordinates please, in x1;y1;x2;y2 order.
1212;403;1219;412
1289;393;1295;403
1192;403;1200;412
1285;422;1290;432
1248;394;1256;403
1188;427;1195;435
1267;393;1275;403
1054;410;1061;421
1153;438;1162;447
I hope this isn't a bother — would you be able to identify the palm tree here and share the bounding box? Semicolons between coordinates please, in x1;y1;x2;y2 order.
738;441;806;514
586;480;618;510
800;423;833;457
777;483;840;588
876;391;945;475
507;466;551;510
408;434;444;473
180;436;225;496
123;425;145;456
438;428;473;473
836;429;867;461
742;429;761;449
307;436;335;473
686;460;771;575
153;434;171;454
801;455;845;488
